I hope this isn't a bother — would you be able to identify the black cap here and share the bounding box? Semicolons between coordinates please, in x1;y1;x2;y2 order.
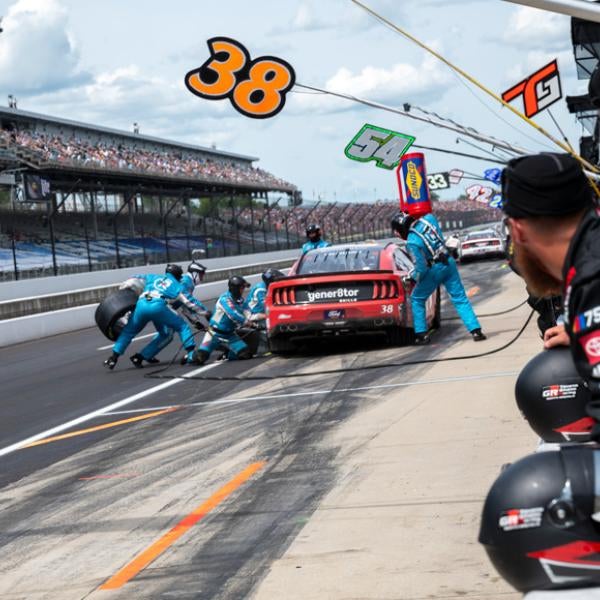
502;153;593;218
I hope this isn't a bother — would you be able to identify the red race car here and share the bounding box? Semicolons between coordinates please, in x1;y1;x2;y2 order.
265;242;441;353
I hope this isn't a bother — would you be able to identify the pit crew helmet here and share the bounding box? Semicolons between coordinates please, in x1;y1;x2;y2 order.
306;224;321;241
228;275;250;299
165;263;183;281
515;347;593;443
262;268;285;287
479;445;600;593
390;211;414;240
187;260;207;286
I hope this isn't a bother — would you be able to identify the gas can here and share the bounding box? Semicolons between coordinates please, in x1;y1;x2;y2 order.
396;152;432;218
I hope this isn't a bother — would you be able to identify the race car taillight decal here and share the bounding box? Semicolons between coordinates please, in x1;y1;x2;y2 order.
372;280;398;300
527;541;600;585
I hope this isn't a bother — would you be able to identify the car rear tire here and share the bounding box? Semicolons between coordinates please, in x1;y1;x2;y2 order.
268;336;296;354
387;326;415;346
432;288;442;330
95;289;139;341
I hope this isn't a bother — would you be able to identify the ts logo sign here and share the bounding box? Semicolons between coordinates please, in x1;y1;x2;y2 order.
501;60;562;118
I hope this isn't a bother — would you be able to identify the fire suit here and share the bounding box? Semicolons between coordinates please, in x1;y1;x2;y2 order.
199;290;249;359
406;213;480;335
112;273;197;358
562;209;600;398
302;239;330;254
140;272;209;361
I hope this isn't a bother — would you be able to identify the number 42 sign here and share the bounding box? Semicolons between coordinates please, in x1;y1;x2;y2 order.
344;124;415;170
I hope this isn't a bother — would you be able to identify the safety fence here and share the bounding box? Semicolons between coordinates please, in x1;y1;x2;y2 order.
0;199;400;281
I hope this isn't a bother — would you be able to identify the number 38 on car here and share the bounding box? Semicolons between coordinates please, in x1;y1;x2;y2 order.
265;243;441;353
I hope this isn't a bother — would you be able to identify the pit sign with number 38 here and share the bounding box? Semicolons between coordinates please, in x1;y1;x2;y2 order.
344;124;415;170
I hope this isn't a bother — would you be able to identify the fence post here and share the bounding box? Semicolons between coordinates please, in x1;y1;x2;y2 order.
48;195;58;276
140;195;148;265
11;235;18;281
83;216;92;271
249;195;256;254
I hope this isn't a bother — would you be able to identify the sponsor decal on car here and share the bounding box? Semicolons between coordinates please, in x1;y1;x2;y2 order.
307;288;359;302
579;330;600;365
542;384;579;400
278;314;292;320
325;309;345;320
499;507;544;532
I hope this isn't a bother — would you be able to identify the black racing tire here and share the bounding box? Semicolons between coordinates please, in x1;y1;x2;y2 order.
432;287;442;330
387;326;415;346
95;289;139;341
268;336;296;354
238;327;260;356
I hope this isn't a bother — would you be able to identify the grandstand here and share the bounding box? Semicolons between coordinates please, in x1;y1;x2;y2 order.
0;106;500;281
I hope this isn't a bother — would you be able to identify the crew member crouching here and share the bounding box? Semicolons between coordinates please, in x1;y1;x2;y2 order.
192;275;252;365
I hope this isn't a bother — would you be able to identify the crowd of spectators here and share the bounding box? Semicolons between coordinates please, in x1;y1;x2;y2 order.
0;128;295;190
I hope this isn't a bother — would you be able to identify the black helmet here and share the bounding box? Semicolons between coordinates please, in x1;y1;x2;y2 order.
165;263;183;281
390;211;414;240
188;260;206;286
306;224;321;240
515;348;593;442
262;268;285;287
228;275;250;298
479;445;600;592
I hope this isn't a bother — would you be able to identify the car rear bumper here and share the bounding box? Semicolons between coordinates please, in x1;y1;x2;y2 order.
461;246;505;259
269;316;399;339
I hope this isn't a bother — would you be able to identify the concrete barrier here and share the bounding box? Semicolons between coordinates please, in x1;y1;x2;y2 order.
0;257;295;320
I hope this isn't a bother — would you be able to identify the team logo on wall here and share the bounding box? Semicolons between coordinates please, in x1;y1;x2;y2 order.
501;60;562;118
344;124;415;170
185;37;296;119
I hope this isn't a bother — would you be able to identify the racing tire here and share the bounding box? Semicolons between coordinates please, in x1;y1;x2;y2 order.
237;327;260;356
432;288;442;330
95;288;139;341
268;336;296;354
387;326;415;346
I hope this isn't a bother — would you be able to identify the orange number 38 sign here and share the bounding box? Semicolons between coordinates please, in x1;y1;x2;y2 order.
185;37;296;119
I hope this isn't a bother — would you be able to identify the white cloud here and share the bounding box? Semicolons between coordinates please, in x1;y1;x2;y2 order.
292;52;452;114
504;49;574;86
25;65;237;147
0;0;90;94
504;6;570;50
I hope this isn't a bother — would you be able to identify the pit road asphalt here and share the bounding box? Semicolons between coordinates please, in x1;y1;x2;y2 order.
0;260;525;599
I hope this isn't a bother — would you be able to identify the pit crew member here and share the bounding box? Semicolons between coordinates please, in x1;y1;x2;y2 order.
193;275;252;364
104;264;200;369
391;211;485;345
302;224;330;254
129;261;210;367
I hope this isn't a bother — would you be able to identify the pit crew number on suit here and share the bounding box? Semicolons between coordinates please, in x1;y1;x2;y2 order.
344;124;415;170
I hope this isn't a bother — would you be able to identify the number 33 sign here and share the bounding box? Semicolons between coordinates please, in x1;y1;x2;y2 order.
185;37;296;119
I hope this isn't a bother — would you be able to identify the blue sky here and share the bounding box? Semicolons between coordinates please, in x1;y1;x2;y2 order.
0;0;588;203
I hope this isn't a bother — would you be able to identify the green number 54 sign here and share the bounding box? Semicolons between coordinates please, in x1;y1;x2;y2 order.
344;124;415;170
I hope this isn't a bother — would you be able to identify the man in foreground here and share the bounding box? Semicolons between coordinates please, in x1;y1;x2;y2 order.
501;152;599;393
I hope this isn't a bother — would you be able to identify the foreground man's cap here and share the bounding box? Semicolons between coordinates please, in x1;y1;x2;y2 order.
502;152;593;218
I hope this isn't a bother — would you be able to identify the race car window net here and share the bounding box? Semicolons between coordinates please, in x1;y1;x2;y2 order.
297;248;381;275
393;249;414;272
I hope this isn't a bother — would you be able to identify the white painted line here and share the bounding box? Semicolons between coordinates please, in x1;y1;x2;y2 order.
0;362;220;458
97;333;155;351
103;370;519;415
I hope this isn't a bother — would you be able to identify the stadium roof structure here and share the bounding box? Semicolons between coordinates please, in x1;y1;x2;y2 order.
0;106;298;197
0;106;259;162
572;8;600;79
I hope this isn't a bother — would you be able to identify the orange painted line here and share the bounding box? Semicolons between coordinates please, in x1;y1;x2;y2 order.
24;407;178;448
100;460;266;590
467;286;480;298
